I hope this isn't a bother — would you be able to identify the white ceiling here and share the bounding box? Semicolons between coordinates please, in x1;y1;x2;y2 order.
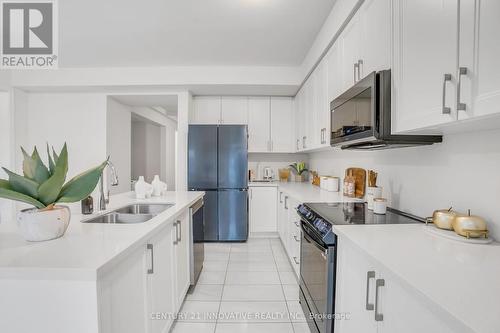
59;0;336;67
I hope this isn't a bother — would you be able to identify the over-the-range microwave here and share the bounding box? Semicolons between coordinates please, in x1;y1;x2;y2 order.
330;70;442;150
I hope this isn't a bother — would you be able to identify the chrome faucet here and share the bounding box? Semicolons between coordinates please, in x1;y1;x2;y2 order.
99;160;119;211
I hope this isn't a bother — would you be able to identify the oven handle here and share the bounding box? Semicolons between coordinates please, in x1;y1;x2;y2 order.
301;224;328;253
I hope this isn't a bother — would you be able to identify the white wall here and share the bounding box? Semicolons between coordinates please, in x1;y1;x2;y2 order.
0;71;13;228
308;130;500;240
131;121;162;183
106;98;132;194
249;153;309;181
13;92;107;214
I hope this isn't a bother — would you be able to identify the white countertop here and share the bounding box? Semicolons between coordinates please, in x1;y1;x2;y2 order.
334;224;500;333
250;181;362;203
0;191;204;281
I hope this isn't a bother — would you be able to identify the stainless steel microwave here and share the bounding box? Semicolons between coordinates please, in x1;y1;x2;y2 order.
330;70;442;150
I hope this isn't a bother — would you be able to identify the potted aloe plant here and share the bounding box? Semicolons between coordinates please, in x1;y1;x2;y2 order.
289;162;309;182
0;143;107;242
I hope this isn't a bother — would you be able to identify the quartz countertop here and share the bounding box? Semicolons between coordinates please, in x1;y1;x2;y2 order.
333;224;500;333
0;191;204;281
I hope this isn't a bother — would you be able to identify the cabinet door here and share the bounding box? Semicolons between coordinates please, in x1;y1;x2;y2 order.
99;247;148;333
173;211;191;310
315;59;330;147
148;225;176;333
302;78;313;150
221;97;248;124
270;97;294;152
377;269;456;333
294;90;304;152
392;0;459;133
341;14;362;90
193;96;221;124
327;41;344;102
360;0;391;75
287;197;301;277
248;97;271;152
249;186;278;233
458;0;500;120
277;190;285;241
335;239;378;333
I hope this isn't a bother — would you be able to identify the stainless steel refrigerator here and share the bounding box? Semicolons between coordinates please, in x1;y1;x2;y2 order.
188;125;248;242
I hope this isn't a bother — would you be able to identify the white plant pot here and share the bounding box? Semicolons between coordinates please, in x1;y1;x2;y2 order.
17;206;71;242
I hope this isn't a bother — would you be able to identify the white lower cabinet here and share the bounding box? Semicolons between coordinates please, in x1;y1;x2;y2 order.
249;186;278;233
277;192;301;278
148;223;177;333
98;211;191;333
172;211;191;310
336;237;457;333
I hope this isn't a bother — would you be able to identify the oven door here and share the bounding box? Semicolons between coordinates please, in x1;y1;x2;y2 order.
300;219;331;333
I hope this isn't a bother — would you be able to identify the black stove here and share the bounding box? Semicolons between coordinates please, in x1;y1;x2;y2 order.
297;202;423;333
297;202;423;246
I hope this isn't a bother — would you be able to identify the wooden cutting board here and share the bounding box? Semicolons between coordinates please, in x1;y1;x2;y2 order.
345;167;366;198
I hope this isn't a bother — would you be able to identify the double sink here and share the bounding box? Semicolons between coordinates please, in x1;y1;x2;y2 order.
83;203;174;224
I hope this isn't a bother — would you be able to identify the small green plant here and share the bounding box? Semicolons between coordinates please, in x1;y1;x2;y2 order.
0;143;107;210
289;162;308;175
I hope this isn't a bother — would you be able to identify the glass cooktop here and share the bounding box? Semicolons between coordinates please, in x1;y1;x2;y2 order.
304;202;423;226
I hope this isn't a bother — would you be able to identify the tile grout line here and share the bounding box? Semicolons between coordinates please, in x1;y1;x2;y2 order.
271;238;298;333
213;243;231;333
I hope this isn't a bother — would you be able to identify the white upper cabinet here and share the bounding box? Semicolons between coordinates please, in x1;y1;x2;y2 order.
221;97;248;124
392;0;459;133
270;97;294;152
457;0;500;121
248;97;271;152
315;59;330;147
192;96;221;124
340;13;362;90
359;0;391;76
327;41;344;103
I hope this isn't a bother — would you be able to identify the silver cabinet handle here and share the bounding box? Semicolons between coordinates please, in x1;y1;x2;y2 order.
173;221;179;245
177;220;182;242
374;278;385;321
442;73;452;114
293;256;300;265
457;67;468;111
354;63;359;83
279;192;283;203
284;196;289;210
147;243;154;274
302;136;306;149
357;59;364;81
320;128;323;144
365;271;375;310
296;139;300;151
293;235;300;242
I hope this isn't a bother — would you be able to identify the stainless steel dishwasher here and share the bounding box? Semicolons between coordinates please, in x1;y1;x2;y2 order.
190;198;205;285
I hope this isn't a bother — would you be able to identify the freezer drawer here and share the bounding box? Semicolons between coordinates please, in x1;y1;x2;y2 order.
218;189;248;241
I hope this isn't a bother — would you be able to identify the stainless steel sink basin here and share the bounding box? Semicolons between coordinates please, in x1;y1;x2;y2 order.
85;213;154;224
83;204;173;224
114;204;174;215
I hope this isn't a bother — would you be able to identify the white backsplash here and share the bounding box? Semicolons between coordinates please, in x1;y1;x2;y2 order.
249;153;309;181
308;129;500;241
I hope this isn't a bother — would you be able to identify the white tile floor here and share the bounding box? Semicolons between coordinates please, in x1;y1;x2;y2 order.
172;238;312;333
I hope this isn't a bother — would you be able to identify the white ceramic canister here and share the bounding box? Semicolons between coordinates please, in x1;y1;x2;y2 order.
373;198;388;215
366;186;383;210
